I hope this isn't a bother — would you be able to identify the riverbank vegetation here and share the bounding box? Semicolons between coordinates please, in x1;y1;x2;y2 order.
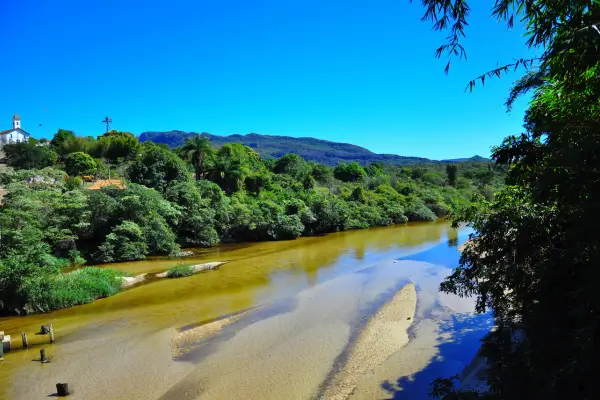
419;1;600;399
166;265;196;278
0;131;502;314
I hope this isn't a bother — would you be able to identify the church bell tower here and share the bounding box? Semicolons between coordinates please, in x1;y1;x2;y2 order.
12;114;21;129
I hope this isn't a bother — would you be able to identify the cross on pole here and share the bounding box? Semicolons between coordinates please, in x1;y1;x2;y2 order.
101;116;113;133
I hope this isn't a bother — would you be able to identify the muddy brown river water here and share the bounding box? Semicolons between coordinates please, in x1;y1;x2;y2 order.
0;221;492;399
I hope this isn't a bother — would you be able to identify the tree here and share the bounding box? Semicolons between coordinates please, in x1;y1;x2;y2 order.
210;156;245;193
333;162;367;182
209;144;254;193
64;152;97;176
419;1;600;398
365;162;385;177
50;129;76;149
4;139;58;169
164;180;220;247
273;153;309;179
94;221;149;262
350;186;367;203
410;167;426;180
309;162;333;182
245;173;271;194
95;131;140;161
445;164;458;187
60;136;96;156
126;143;191;193
179;134;215;180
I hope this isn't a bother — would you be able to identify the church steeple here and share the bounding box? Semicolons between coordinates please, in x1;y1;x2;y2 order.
12;114;21;129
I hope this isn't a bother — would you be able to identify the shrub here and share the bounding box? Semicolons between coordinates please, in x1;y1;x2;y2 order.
395;180;419;196
126;143;191;193
0;254;57;314
405;198;437;221
381;203;408;224
47;267;125;310
423;171;446;185
65;176;83;190
4;139;58;170
143;217;180;255
94;221;149;262
166;265;195;278
351;186;367;203
273;153;309;179
68;250;86;266
0;260;124;314
309;162;332;182
268;214;304;240
334;162;367;182
65;152;97;176
427;202;450;217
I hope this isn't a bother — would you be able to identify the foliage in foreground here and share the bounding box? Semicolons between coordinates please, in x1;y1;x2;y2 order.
166;265;195;278
418;0;600;399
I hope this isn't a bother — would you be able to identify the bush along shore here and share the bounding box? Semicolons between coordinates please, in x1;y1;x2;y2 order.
0;132;504;314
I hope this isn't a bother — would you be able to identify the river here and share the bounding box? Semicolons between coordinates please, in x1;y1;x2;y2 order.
0;221;492;399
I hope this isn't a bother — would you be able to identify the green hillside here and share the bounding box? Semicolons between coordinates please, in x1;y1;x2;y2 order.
138;130;442;166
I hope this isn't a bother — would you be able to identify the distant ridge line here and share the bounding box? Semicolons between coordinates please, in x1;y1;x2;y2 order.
138;130;489;166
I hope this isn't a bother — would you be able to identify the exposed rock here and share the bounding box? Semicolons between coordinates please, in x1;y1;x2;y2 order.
121;273;148;288
26;175;56;185
156;261;227;278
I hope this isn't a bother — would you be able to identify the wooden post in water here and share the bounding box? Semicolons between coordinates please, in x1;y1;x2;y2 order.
49;324;55;343
56;383;70;396
1;333;10;354
0;334;3;360
40;348;47;363
21;331;28;348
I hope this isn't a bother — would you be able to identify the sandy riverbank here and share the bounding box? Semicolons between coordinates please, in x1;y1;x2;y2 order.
171;306;260;359
5;250;484;400
321;283;417;399
7;325;194;399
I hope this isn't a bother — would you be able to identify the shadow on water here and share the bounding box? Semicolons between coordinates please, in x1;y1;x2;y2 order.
174;296;298;364
315;276;413;398
397;228;470;268
381;312;493;399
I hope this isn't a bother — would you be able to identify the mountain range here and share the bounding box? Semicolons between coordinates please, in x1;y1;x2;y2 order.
138;130;488;166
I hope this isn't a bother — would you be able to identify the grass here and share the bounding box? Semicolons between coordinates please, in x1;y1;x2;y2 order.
166;264;195;278
46;267;126;310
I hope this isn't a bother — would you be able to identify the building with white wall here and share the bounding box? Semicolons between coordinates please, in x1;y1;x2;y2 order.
0;115;31;144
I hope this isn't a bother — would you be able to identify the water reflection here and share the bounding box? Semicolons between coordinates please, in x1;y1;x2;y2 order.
0;221;457;354
447;236;459;248
0;220;474;399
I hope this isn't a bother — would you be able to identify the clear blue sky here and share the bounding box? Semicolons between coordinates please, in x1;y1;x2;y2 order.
1;0;535;159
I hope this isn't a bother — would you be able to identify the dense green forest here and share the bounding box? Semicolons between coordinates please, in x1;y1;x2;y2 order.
419;1;600;399
0;130;502;314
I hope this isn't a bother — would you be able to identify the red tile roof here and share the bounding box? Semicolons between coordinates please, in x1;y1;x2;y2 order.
87;180;126;190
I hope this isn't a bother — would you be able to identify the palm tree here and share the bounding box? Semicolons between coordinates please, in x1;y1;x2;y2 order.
209;156;247;194
180;134;214;180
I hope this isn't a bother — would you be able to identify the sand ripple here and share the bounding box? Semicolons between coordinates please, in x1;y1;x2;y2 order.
321;283;417;399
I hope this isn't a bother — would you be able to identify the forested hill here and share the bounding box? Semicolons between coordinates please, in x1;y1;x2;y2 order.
139;130;480;166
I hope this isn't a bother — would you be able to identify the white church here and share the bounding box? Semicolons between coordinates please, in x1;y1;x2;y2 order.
0;115;31;144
